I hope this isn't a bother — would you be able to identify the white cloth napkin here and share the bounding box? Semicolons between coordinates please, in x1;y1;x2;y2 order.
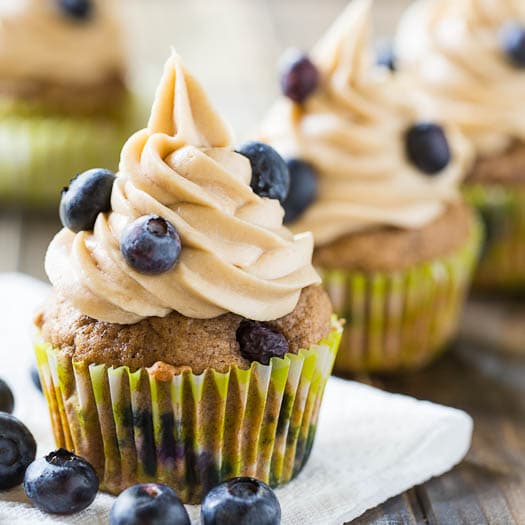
0;273;473;525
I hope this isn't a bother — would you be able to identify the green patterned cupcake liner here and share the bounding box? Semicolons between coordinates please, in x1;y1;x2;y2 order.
319;221;482;375
464;184;525;293
34;318;342;504
0;94;143;207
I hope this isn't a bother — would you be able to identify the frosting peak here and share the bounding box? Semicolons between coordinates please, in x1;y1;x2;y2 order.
261;0;473;246
396;0;525;157
46;52;320;324
147;53;233;147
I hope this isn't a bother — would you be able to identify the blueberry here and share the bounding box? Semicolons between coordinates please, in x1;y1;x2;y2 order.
376;40;396;71
24;448;99;514
283;159;318;224
30;365;42;393
236;321;289;365
110;483;190;525
405;123;451;175
121;215;182;275
279;49;319;104
500;22;525;67
58;0;93;20
60;168;116;233
0;413;37;490
201;477;281;525
236;142;290;204
0;378;14;413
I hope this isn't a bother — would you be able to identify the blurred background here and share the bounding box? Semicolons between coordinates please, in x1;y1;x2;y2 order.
124;0;411;140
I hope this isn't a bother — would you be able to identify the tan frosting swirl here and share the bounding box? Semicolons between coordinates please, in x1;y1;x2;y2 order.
45;52;320;325
396;0;525;157
261;0;473;247
0;0;125;85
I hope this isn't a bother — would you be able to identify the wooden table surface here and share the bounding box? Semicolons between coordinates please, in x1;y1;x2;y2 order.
1;1;524;523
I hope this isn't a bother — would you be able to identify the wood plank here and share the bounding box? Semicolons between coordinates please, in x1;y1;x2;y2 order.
351;490;426;524
460;299;525;356
376;342;525;525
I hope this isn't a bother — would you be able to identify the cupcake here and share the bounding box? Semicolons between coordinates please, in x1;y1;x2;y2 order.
34;51;342;503
260;0;481;374
0;0;140;206
396;0;525;292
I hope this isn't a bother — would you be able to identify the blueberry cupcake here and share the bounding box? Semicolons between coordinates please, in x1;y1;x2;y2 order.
34;51;342;503
0;0;140;206
261;0;481;374
396;0;525;292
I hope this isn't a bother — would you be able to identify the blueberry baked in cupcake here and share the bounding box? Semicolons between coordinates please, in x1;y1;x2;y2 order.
396;0;525;292
0;0;140;206
261;0;481;374
34;51;341;503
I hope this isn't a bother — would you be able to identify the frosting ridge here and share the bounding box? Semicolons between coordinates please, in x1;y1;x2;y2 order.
45;52;320;324
396;0;525;156
261;0;473;246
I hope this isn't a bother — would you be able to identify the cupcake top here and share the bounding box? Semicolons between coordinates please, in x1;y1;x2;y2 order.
45;51;320;325
396;0;525;157
260;0;473;247
0;0;125;87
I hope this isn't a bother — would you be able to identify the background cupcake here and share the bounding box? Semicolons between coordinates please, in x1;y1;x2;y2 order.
35;51;341;503
396;0;525;292
0;0;140;207
261;0;481;374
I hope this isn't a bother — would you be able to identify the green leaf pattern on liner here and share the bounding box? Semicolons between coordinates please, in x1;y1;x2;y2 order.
465;184;525;292
34;318;342;504
320;218;482;374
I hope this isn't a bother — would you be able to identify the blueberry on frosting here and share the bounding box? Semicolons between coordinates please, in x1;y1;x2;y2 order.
500;22;525;68
283;159;318;224
121;215;182;276
60;168;115;233
58;0;93;21
405;123;451;175
236;321;289;365
279;49;320;104
237;141;290;204
376;40;396;72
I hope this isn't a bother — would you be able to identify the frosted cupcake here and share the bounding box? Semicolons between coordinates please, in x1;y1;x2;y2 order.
396;0;525;292
261;0;481;374
34;51;341;503
0;0;139;206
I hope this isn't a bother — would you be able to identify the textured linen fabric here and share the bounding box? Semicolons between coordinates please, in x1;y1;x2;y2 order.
0;273;472;525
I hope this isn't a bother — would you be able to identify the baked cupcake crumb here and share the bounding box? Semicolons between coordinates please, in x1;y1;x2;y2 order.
37;285;333;374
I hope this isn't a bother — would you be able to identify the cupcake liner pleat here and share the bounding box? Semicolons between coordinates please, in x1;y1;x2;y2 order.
465;184;525;292
0;95;143;207
34;319;342;504
320;221;481;374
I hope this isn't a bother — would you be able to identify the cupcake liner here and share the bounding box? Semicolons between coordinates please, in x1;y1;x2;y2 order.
319;221;481;374
464;184;525;292
34;318;342;504
0;95;143;207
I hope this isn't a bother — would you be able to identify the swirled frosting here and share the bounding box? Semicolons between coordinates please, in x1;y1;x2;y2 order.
260;0;473;247
45;52;320;324
0;0;125;85
396;0;525;157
